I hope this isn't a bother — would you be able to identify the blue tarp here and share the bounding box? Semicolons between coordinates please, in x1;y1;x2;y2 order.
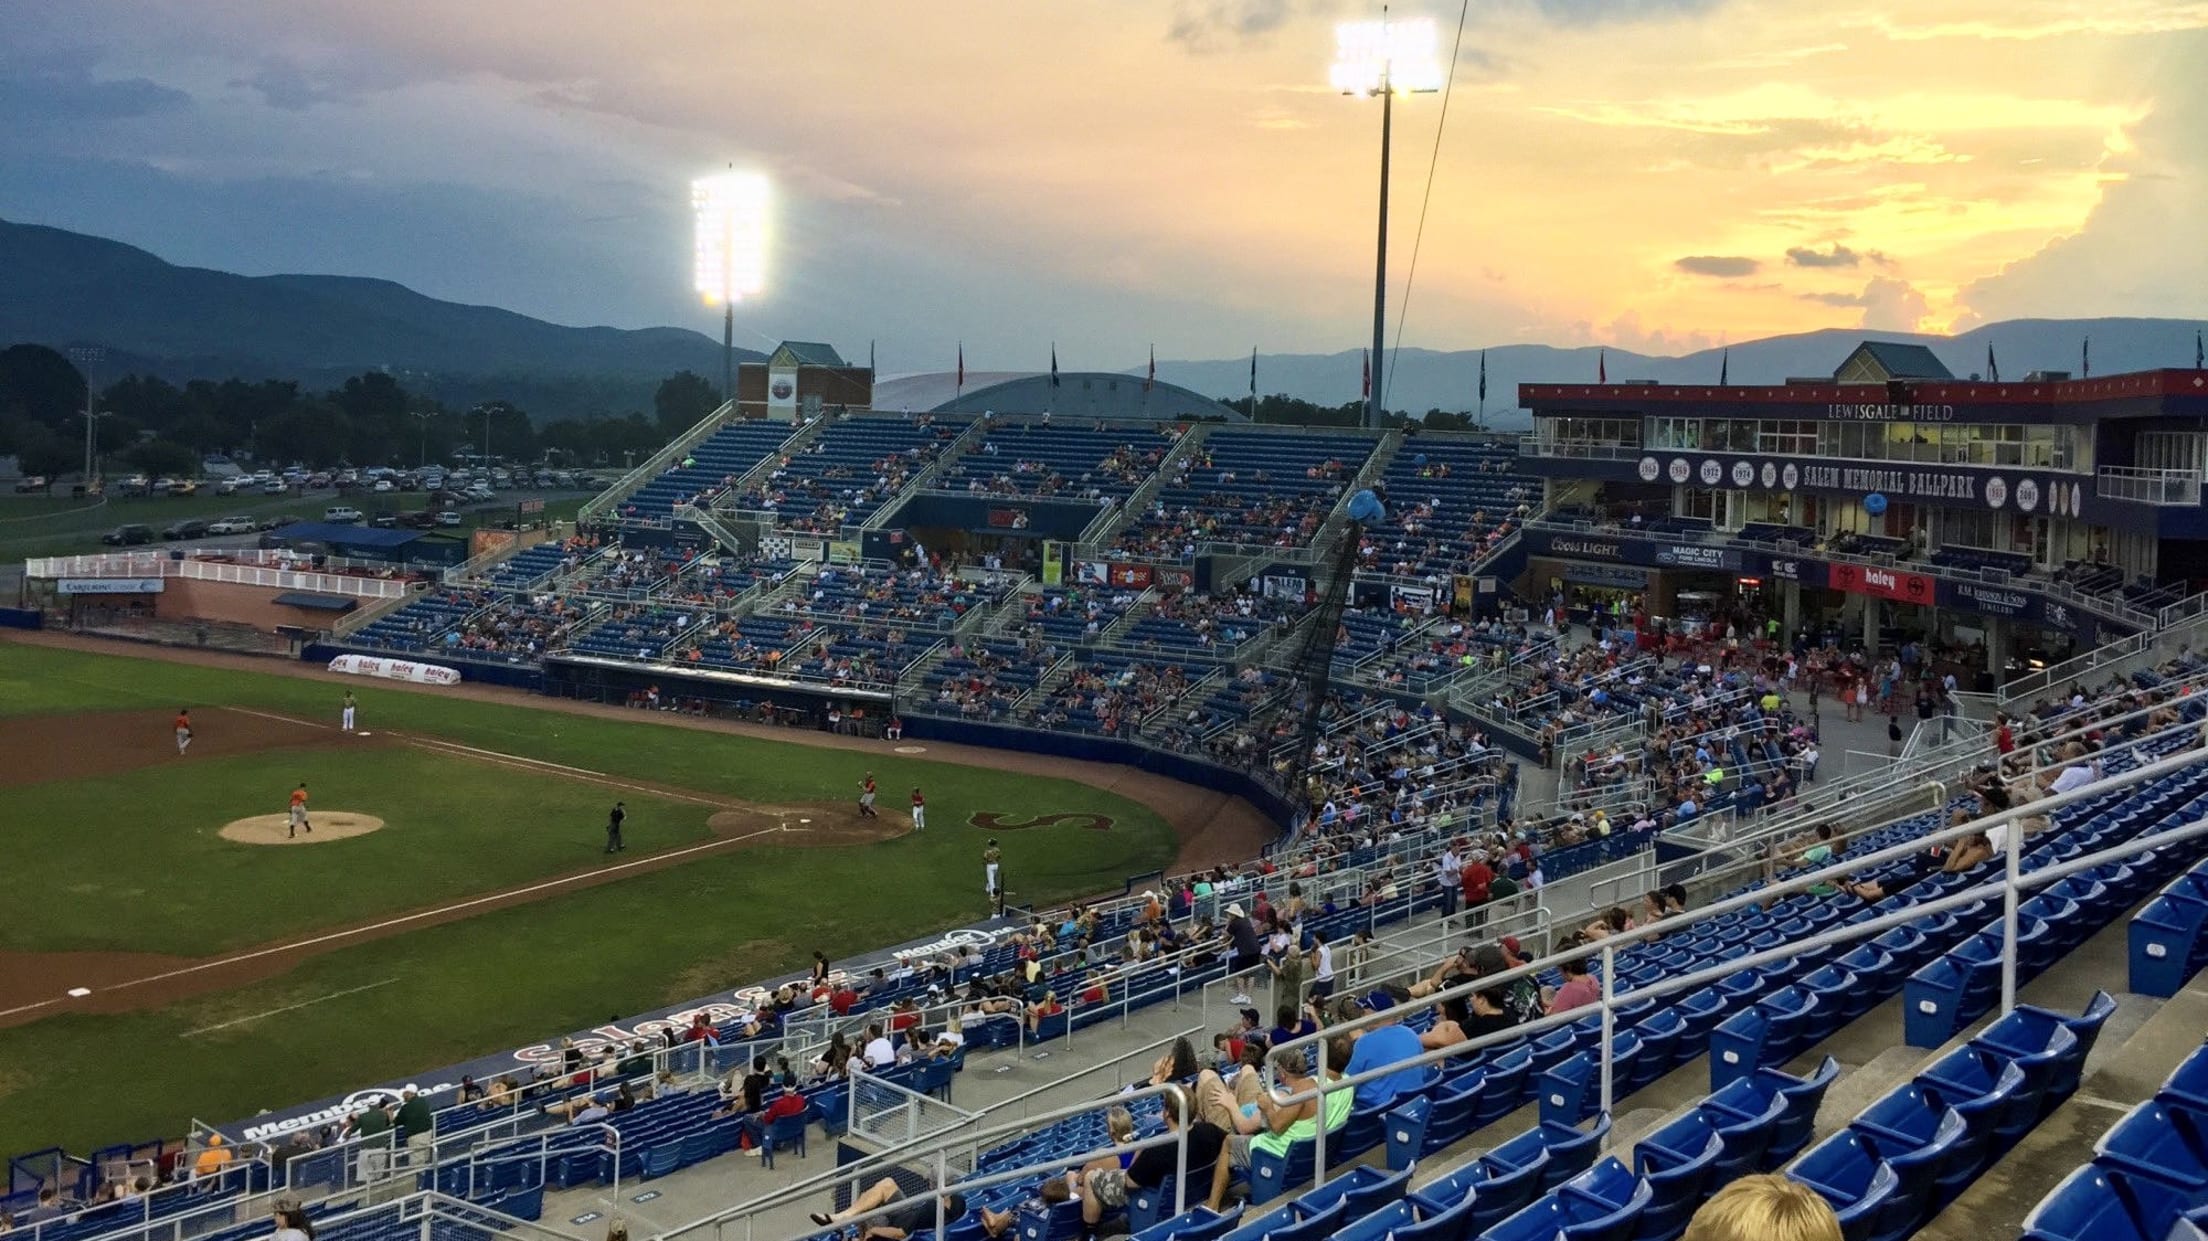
268;522;428;549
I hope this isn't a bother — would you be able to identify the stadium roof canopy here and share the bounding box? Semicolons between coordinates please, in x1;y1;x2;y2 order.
870;371;1245;421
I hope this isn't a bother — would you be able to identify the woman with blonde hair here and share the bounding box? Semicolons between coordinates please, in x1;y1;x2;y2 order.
1681;1174;1842;1241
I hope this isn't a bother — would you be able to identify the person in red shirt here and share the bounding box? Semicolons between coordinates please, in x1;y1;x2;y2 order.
759;1084;808;1125
910;787;926;832
829;984;860;1015
1993;713;2015;755
857;773;879;818
683;1013;718;1045
1460;851;1494;913
174;709;193;755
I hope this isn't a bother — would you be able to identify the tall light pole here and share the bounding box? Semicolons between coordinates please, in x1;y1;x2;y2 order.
410;409;434;469
66;346;106;484
693;171;770;405
1332;14;1441;430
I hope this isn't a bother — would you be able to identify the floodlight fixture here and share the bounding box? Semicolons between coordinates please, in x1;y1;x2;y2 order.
692;171;769;305
1330;17;1443;96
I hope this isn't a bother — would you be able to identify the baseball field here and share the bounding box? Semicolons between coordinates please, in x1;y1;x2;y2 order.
0;635;1257;1156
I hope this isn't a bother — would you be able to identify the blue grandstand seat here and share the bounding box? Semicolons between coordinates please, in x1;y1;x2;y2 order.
1218;1196;1343;1241
2093;1098;2208;1191
1630;1123;1723;1241
1484;1156;1651;1241
1290;1163;1411;1223
1383;1095;1431;1172
2019;1164;2200;1241
1543;1114;1613;1189
2131;871;2208;996
1334;1200;1419;1241
1394;1188;1479;1241
1791;1156;1899;1241
1412;1130;1550;1235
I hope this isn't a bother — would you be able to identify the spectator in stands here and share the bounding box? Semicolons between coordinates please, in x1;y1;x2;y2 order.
270;1196;315;1241
544;1083;634;1124
1077;1083;1231;1232
394;1088;433;1165
340;1102;393;1180
1681;1173;1843;1241
1342;1008;1428;1107
861;1023;897;1068
807;1183;975;1238
1545;957;1600;1014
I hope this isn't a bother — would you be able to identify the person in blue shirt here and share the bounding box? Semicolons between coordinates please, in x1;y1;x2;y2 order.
1343;1012;1427;1107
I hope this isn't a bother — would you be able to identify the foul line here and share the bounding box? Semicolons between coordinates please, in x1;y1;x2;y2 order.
223;705;332;730
0;824;789;1023
180;978;399;1036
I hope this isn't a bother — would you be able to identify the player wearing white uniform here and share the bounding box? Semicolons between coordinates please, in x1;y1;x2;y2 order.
341;691;357;733
910;787;926;831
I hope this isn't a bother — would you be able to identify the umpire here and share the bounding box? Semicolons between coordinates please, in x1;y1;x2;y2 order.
604;801;626;853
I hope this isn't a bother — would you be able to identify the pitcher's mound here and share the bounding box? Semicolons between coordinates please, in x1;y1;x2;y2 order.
220;812;385;846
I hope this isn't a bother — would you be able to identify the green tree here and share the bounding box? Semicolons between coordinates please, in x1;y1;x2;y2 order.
654;370;721;434
125;439;200;479
0;344;89;430
7;420;77;478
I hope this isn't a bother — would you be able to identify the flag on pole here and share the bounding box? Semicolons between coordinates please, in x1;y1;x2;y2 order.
2082;337;2090;378
1145;344;1155;394
869;339;876;375
1719;349;1729;387
1249;347;1258;413
1987;344;1999;383
2196;329;2203;369
1477;350;1487;403
1361;349;1371;399
1598;349;1607;384
1050;343;1060;389
956;342;965;394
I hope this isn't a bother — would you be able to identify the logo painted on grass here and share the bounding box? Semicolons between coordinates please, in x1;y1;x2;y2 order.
967;812;1114;832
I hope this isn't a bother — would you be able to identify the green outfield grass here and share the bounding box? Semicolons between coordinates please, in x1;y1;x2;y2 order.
0;640;1180;1153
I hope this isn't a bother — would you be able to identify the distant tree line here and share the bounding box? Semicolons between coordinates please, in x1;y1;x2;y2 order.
0;342;725;478
1216;392;1495;432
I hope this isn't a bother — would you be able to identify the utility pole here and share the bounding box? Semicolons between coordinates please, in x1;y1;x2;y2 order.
67;346;105;484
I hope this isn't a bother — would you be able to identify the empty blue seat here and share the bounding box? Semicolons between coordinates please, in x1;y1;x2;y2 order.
1792;1158;1899;1241
1486;1157;1651;1241
2131;887;2208;997
1383;1095;1431;1173
2094;1098;2208;1191
1915;1051;2028;1186
1991;991;2117;1116
1131;1207;1241;1241
1832;947;1900;1020
1757;1056;1841;1168
1543;1113;1613;1189
1630;1124;1723;1241
1290;1163;1411;1223
2164;1045;2208;1112
1476;1047;1535;1127
1334;1200;1419;1241
2020;1163;2200;1241
1393;1188;1479;1241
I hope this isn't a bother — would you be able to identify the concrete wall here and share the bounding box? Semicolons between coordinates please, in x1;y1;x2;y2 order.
154;577;350;633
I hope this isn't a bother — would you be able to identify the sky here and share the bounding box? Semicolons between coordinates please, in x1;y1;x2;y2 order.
2;0;2203;373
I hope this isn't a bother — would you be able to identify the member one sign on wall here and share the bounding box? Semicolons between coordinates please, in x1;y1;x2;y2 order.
327;654;462;685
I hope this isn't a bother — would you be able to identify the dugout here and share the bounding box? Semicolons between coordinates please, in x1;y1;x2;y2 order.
542;654;895;734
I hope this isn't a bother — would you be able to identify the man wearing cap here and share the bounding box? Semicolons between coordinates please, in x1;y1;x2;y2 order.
983;839;1003;913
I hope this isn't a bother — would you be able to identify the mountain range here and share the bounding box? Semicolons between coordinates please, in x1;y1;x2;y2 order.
1148;321;2208;426
3;218;2200;425
0;218;759;419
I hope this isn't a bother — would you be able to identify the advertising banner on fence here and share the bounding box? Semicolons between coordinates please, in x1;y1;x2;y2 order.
57;577;165;595
1827;562;1937;604
327;654;462;685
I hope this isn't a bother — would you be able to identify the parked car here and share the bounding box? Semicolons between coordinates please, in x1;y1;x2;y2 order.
168;479;200;497
205;516;259;535
214;477;246;495
13;475;49;493
161;518;210;541
434;509;464;527
370;513;400;528
262;479;290;495
323;505;365;523
101;523;156;546
371;478;395;493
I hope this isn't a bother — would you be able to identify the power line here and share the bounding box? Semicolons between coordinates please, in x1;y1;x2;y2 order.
1384;0;1474;413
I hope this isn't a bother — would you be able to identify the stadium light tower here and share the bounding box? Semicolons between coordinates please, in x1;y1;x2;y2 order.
692;170;771;403
1332;12;1441;430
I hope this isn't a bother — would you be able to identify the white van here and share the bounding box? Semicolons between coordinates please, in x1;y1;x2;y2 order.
323;506;365;523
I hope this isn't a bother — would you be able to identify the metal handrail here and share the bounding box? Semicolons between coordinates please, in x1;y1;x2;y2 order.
579;399;734;525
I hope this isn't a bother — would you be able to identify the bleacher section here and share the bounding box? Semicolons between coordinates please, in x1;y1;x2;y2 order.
1111;430;1375;558
938;421;1180;503
1358;440;1538;578
732;415;968;532
616;420;798;525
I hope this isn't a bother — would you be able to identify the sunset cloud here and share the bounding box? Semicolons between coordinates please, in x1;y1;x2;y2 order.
0;0;2199;367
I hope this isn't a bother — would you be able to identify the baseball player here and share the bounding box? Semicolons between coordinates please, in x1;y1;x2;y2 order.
909;786;926;832
984;838;1003;911
857;772;879;818
288;782;314;838
604;801;626;853
174;708;193;755
341;691;357;733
